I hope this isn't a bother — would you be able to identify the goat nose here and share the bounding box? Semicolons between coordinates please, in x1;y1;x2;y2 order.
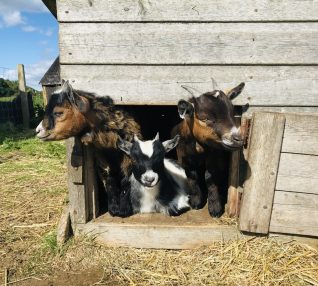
145;176;155;183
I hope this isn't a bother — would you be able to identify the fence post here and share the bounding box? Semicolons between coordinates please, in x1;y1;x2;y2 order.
17;64;30;128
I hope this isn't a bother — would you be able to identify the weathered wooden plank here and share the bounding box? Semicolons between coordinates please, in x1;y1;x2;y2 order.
273;190;318;209
18;64;30;129
57;205;72;246
83;145;99;220
77;223;241;249
59;23;318;65
244;107;318;117
270;191;318;237
276;153;318;195
281;114;318;156
239;112;285;234
66;137;88;225
227;117;241;217
57;0;318;22
60;65;318;106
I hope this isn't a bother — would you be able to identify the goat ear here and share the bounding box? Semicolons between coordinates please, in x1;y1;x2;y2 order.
162;135;180;153
61;80;72;94
74;95;90;114
227;82;245;100
177;100;194;119
117;137;132;155
242;103;250;113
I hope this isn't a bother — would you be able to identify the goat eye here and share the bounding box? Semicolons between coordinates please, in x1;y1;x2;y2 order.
53;112;63;117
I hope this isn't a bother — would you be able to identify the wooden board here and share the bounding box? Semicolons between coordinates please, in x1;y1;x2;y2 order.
239;112;285;234
59;23;318;64
276;153;318;195
57;0;318;22
66;137;88;224
76;207;241;249
60;65;318;106
244;107;318;117
282;114;318;156
270;191;318;237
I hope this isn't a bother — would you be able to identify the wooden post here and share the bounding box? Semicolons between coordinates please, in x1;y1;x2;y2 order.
227;117;241;217
17;64;30;128
239;112;286;234
42;86;48;106
66;137;88;226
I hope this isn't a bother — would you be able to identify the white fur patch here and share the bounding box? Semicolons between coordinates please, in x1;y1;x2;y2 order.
36;121;47;139
130;174;160;213
173;194;190;210
138;140;154;158
230;126;240;136
141;170;159;187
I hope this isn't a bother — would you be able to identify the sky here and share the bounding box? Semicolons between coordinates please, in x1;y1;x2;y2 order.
0;0;58;90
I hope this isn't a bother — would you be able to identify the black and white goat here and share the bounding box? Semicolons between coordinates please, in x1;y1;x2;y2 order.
118;133;191;216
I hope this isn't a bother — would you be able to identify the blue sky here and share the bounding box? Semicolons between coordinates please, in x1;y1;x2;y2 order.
0;0;58;90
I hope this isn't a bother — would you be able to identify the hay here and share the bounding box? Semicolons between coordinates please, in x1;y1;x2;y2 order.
47;235;317;286
1;137;318;286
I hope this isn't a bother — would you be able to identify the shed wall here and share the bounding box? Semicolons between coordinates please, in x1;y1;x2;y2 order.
57;0;318;111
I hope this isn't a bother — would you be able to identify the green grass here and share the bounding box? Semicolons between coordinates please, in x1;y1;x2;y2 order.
0;123;65;159
0;95;17;102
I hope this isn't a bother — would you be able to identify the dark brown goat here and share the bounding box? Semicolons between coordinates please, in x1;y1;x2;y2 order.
172;83;246;217
36;81;141;217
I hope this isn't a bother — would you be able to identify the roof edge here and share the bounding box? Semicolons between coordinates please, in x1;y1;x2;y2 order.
42;0;57;19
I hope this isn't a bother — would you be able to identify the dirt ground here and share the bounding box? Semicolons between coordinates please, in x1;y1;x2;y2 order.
1;129;317;286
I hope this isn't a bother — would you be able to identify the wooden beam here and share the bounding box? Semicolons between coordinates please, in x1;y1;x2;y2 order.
282;114;318;156
42;0;57;18
270;191;318;237
239;112;285;234
276;153;318;194
17;64;30;129
66;137;88;225
57;0;318;22
59;23;318;65
61;65;318;106
83;145;99;220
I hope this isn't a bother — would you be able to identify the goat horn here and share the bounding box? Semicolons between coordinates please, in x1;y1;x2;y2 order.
154;132;159;141
181;85;202;98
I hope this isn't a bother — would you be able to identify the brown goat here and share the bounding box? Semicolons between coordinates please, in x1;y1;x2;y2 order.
36;81;141;217
172;83;246;217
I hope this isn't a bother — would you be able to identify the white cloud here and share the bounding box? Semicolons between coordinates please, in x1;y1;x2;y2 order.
2;11;24;27
0;0;49;32
22;25;37;32
25;59;55;90
0;1;47;15
2;59;55;90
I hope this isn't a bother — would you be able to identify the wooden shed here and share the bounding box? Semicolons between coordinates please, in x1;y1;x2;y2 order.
43;0;318;248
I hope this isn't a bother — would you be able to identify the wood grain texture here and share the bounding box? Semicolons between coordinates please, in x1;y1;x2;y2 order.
18;64;30;129
244;107;318;118
239;112;285;234
59;23;318;65
66;137;88;224
83;145;99;220
57;205;71;246
57;0;318;22
276;153;318;195
60;65;318;106
281;114;318;156
270;191;318;237
227;117;241;217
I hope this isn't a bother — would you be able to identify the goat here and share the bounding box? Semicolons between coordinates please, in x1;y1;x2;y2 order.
172;83;246;217
36;80;141;217
118;133;191;216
